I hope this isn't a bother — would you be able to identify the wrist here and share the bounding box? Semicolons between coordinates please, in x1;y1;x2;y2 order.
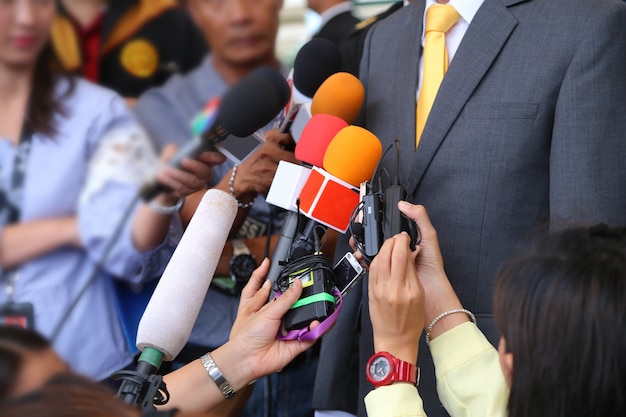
64;216;81;247
374;344;418;366
366;351;419;388
228;165;256;209
425;308;475;344
199;350;236;399
209;343;254;393
148;196;184;215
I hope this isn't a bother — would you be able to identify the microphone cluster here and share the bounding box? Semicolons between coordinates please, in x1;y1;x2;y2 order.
113;37;418;413
265;41;383;334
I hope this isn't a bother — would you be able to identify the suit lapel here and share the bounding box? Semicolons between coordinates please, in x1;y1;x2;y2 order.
408;0;522;193
390;3;425;184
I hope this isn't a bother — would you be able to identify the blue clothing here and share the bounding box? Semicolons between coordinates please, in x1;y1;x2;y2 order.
134;55;281;348
0;78;161;380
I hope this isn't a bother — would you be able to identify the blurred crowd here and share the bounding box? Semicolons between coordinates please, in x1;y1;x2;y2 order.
0;1;624;417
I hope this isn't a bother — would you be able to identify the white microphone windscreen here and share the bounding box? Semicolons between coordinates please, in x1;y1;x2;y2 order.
136;189;238;360
266;161;311;211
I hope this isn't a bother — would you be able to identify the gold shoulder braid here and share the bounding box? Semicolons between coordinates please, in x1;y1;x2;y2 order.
355;15;379;31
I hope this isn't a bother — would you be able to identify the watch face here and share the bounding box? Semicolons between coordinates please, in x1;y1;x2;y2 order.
230;254;256;283
368;356;392;383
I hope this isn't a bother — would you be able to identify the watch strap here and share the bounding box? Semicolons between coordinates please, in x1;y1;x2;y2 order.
200;352;236;399
393;357;419;386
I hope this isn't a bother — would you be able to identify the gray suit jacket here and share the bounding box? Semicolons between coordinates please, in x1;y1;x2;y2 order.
313;0;626;416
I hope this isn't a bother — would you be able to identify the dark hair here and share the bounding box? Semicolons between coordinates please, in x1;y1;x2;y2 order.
0;372;138;417
27;42;74;136
494;223;626;417
0;326;51;401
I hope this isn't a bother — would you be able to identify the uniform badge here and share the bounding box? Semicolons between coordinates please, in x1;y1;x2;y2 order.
120;39;159;78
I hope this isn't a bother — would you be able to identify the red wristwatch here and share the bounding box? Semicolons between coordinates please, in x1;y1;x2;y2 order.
366;351;419;387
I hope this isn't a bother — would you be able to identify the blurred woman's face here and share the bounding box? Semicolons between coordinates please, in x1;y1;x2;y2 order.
0;0;56;70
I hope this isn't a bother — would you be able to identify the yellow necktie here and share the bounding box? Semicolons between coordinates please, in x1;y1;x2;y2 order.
415;4;461;147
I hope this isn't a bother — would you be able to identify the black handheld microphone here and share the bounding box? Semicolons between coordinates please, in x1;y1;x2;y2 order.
275;38;342;133
141;67;290;201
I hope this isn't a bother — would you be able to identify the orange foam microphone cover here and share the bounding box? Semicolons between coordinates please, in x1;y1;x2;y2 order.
323;126;383;187
294;114;348;167
311;72;365;124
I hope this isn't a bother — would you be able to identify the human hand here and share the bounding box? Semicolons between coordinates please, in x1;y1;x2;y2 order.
221;259;319;388
265;129;296;151
156;144;226;199
397;202;465;338
368;232;424;363
225;131;298;203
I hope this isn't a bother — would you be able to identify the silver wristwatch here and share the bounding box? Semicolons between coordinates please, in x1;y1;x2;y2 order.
200;352;236;399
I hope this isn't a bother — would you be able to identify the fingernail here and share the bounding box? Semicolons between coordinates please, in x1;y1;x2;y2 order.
262;280;271;289
398;201;410;210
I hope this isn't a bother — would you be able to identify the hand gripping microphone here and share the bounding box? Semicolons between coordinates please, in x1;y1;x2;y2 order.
274;38;342;133
141;67;289;201
270;125;383;267
265;110;349;286
278;126;383;332
265;74;367;287
351;138;421;264
114;189;238;411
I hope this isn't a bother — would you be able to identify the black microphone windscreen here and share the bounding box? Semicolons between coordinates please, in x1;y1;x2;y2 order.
218;75;280;137
293;38;342;98
251;66;290;109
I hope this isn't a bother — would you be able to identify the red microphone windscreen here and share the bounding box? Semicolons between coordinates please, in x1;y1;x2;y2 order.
295;114;348;167
311;72;365;124
323;126;383;187
298;167;360;233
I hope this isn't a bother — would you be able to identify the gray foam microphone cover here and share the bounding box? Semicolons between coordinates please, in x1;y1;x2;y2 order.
136;189;238;360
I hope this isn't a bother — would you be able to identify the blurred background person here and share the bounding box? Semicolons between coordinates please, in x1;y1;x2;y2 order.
133;1;330;416
337;1;404;77
51;0;207;99
0;0;221;385
307;0;359;47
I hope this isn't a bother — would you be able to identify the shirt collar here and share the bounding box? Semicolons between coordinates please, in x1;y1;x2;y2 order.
421;0;484;36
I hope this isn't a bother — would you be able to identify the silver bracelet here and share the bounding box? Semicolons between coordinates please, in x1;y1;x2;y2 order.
200;352;236;399
425;308;476;345
229;164;256;209
148;197;184;215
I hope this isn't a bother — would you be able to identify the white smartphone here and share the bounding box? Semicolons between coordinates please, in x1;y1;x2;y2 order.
333;252;365;296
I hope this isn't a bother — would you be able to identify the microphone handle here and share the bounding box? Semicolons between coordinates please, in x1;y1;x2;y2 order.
115;347;165;410
267;210;302;292
290;218;328;260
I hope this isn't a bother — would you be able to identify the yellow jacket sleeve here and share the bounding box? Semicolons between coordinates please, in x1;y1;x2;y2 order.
364;322;508;417
431;322;508;417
